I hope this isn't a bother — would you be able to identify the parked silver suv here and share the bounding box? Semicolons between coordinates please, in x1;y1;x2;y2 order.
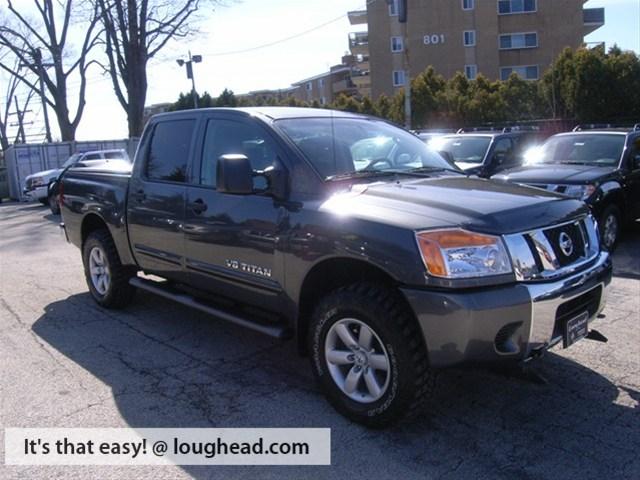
23;149;129;204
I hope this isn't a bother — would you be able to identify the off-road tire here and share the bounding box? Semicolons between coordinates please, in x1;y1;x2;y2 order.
83;229;136;308
309;282;436;428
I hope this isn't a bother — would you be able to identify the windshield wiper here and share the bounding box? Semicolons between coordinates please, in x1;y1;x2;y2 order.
406;166;465;175
325;166;465;182
325;170;401;181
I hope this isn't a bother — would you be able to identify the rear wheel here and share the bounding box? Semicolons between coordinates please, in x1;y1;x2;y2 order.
82;229;136;308
48;191;60;215
309;283;435;427
599;205;621;252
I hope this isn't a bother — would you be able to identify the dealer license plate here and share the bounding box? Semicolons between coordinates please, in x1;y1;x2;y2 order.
564;311;589;348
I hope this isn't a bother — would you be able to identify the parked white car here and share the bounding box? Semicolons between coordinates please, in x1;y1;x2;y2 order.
23;149;129;203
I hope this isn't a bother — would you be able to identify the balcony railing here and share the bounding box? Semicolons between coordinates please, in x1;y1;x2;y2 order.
349;32;369;49
583;8;604;25
333;79;357;94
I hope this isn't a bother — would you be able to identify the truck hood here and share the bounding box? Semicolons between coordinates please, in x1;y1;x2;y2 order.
320;176;587;235
26;168;61;181
492;164;617;184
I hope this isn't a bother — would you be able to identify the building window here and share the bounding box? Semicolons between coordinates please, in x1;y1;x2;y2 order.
463;30;476;47
389;0;399;16
465;65;478;80
500;65;539;80
392;70;406;86
499;32;538;49
462;0;475;10
498;0;536;14
390;36;404;53
306;82;312;91
318;79;324;88
320;97;327;106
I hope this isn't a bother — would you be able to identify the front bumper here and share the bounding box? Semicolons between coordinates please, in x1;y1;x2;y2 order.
401;251;612;368
23;186;48;201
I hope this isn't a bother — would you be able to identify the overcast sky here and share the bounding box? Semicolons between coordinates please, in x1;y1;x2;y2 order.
3;0;638;142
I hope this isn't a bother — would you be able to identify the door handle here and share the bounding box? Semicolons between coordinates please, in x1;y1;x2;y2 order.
131;190;146;202
188;198;208;214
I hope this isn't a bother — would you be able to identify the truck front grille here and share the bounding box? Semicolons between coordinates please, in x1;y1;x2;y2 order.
504;215;600;281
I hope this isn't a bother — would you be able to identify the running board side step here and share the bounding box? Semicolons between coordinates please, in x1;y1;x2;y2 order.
129;277;290;339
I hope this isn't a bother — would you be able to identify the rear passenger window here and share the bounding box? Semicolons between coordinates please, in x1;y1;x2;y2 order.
200;119;277;187
146;120;194;182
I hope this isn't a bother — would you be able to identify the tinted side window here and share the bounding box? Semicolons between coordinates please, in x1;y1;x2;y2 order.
200;119;277;186
83;153;101;160
493;138;513;154
146;120;195;182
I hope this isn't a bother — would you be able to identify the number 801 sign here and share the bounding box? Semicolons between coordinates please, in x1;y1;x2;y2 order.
424;34;445;45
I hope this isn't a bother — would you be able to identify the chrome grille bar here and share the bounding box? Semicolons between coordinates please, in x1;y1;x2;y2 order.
504;215;600;282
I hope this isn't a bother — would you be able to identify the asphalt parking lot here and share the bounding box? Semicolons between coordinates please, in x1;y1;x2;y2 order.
1;201;638;480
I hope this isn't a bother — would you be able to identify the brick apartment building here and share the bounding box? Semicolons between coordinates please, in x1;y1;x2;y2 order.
352;0;605;98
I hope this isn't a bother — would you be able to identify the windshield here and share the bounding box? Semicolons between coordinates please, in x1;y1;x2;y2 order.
432;136;491;164
62;153;82;168
276;117;456;179
534;134;625;166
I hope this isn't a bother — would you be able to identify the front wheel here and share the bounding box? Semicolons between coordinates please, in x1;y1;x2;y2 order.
82;230;136;308
309;283;435;428
599;205;621;252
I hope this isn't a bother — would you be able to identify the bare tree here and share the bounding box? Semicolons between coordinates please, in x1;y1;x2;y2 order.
0;0;101;141
0;46;35;149
96;0;216;137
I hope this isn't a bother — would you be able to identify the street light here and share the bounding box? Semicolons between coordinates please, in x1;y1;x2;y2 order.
176;51;203;109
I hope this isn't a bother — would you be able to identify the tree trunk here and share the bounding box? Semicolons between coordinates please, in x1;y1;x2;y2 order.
126;61;148;137
52;95;76;141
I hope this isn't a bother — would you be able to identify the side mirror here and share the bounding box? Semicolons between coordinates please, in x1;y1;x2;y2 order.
216;154;253;194
216;154;289;199
633;154;640;170
259;165;288;200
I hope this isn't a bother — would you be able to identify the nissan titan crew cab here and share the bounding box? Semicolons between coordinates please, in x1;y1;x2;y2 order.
60;108;612;427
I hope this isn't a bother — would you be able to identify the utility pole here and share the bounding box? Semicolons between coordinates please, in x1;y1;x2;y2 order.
177;51;203;109
30;49;53;143
10;96;27;143
19;49;53;143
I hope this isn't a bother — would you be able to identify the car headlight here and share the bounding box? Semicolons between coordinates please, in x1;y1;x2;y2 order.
416;229;513;279
30;176;45;187
563;184;597;200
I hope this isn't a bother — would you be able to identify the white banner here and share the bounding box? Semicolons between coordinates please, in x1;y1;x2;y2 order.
4;428;331;465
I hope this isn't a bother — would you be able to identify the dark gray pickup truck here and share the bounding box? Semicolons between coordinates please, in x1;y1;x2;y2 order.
60;108;612;426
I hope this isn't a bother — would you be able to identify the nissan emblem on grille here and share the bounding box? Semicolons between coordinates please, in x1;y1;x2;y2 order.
559;232;574;257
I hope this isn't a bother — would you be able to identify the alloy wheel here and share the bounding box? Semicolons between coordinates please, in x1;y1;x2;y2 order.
89;246;111;295
324;318;391;403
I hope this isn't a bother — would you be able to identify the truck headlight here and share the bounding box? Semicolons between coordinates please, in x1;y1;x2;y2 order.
563;184;597;200
416;229;513;279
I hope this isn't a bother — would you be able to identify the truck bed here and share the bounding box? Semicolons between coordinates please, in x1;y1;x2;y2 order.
61;163;135;266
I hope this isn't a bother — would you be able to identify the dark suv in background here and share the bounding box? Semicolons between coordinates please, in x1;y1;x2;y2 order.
430;128;544;177
493;125;640;250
